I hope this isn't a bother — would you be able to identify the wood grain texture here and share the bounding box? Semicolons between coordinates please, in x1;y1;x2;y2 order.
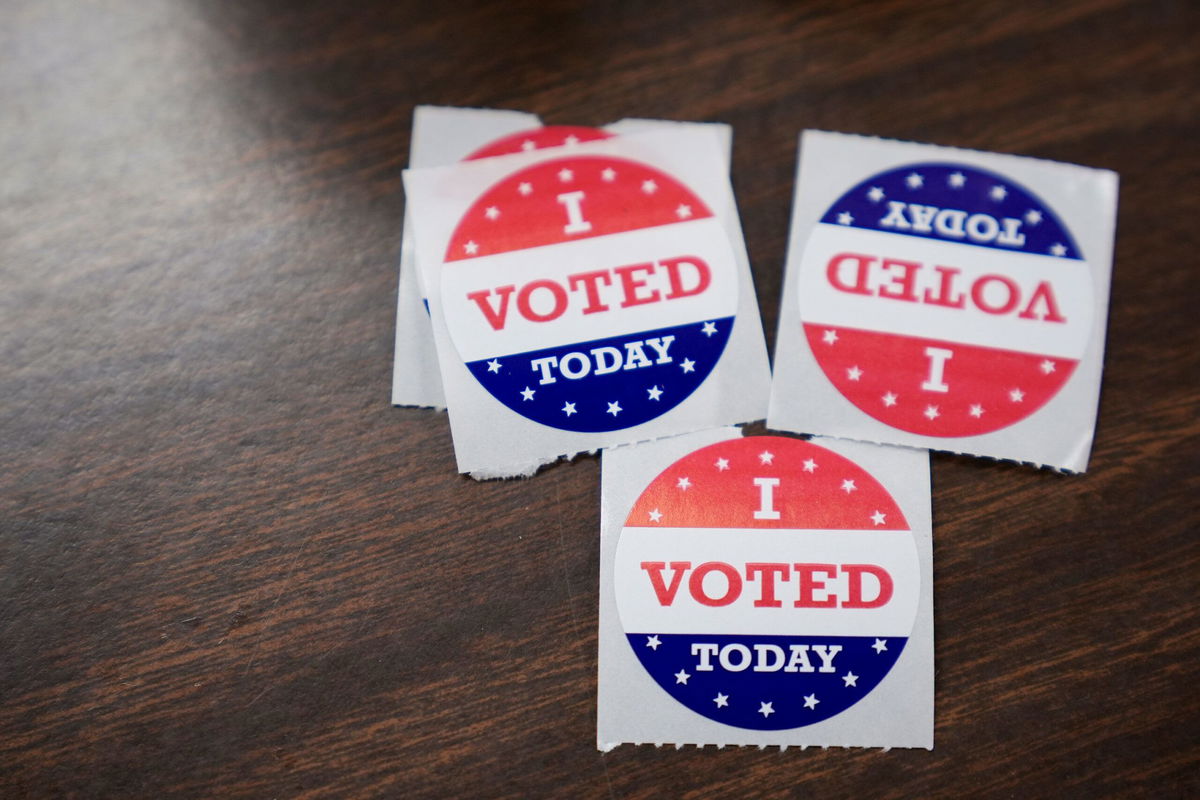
1;0;1197;797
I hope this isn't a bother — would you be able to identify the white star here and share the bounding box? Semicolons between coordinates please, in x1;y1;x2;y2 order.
882;391;898;407
867;186;885;202
646;635;661;650
802;458;817;473
484;206;500;220
948;171;966;188
486;358;502;374
562;401;577;416
601;167;616;182
1025;209;1042;226
517;182;533;196
713;693;729;708
872;638;888;653
1009;388;1025;402
924;404;940;420
870;510;886;526
842;671;859;687
841;479;857;493
990;184;1008;201
1040;359;1056;374
677;476;692;490
676;203;693;219
647;385;663;401
641;179;657;194
607;401;623;416
847;365;862;381
563;134;579;146
519;386;535;401
674;669;690;685
558;168;573;182
759;450;774;465
1050;242;1067;257
803;694;819;710
714;458;729;471
464;240;479;255
822;329;838;345
969;404;984;418
520;139;537;152
906;172;924;189
680;358;695;373
758;701;774;718
701;321;717;337
837;211;854;225
648;508;663;523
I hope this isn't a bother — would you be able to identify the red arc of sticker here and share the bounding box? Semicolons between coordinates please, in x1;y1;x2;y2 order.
444;156;713;262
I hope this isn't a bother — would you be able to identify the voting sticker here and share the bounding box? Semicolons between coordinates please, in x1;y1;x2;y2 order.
441;155;736;433
598;429;933;749
769;132;1118;471
404;127;770;477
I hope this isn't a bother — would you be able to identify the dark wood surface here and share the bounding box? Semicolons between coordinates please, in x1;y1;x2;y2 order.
2;1;1198;797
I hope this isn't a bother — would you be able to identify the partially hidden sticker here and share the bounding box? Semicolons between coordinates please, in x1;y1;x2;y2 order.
798;162;1092;437
464;125;613;160
440;154;737;433
614;435;919;730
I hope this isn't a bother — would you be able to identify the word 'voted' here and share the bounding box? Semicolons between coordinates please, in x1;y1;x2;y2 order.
640;561;893;609
826;252;1066;323
466;256;711;331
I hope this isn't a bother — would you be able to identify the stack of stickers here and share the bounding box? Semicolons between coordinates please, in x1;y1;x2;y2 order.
396;107;1119;750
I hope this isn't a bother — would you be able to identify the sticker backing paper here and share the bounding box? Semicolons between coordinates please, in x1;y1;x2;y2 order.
768;131;1118;471
404;127;769;477
598;428;933;750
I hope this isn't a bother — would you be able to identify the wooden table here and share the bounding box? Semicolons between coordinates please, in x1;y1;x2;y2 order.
3;1;1197;796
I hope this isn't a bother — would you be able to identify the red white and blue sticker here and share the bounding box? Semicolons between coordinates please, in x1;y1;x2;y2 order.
440;153;738;433
614;436;919;730
797;162;1094;437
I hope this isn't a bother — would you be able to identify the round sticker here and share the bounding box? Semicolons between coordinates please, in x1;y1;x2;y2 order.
614;436;919;730
798;162;1093;437
440;152;737;433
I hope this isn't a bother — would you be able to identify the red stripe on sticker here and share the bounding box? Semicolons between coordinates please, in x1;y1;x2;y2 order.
625;436;907;531
804;323;1077;437
444;156;713;262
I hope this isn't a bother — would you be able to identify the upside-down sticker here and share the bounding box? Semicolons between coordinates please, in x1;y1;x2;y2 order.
769;132;1118;471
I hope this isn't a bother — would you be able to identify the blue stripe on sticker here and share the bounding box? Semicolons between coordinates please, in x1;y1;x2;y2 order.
465;316;734;433
820;162;1083;260
628;633;906;730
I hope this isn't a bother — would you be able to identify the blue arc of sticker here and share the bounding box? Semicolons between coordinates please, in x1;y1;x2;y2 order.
465;317;734;433
627;633;906;730
821;162;1083;261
